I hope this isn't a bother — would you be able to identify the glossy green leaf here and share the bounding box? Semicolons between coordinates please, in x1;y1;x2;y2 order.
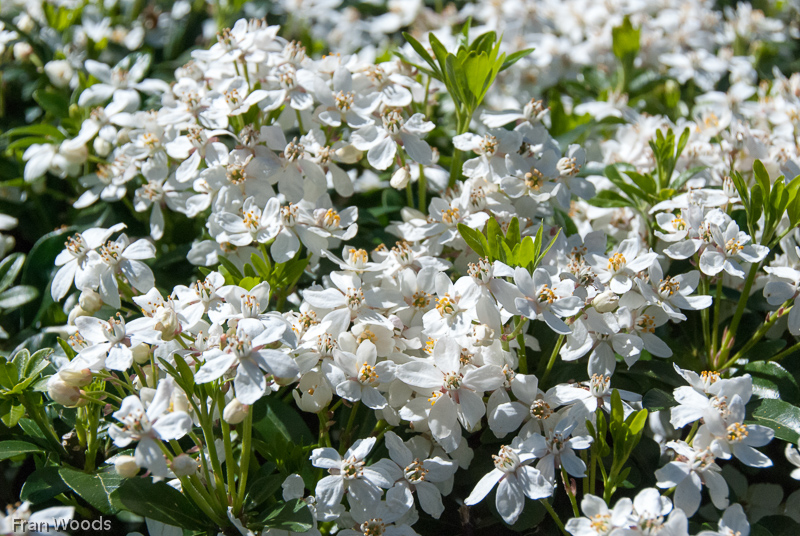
113;478;210;530
59;468;125;515
21;466;69;503
752;399;800;443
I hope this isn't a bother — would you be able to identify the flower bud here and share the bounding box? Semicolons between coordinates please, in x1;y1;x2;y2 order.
400;207;426;223
131;343;151;365
68;305;90;325
93;136;113;157
223;398;249;424
16;14;35;33
47;375;83;406
115;455;140;477
292;371;332;413
592;290;619;313
390;166;411;189
471;323;495;347
59;367;93;387
44;60;74;89
79;289;103;313
334;144;362;164
170;454;197;477
155;306;179;340
13;42;33;61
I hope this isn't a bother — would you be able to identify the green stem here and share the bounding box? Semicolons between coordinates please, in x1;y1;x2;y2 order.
84;406;99;471
561;466;580;517
219;397;237;505
771;340;800;362
22;395;68;459
699;277;712;365
418;164;427;212
540;334;565;386
719;304;791;370
515;316;528;374
715;262;760;369
339;402;361;454
234;406;253;515
405;181;414;207
540;499;569;536
711;276;724;357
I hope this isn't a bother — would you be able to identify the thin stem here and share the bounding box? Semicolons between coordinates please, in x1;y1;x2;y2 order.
561;466;580;517
711;276;724;357
772;340;800;362
715;262;760;369
514;316;528;374
234;406;253;515
540;334;565;386
699;277;712;365
719;305;791;370
405;181;414;208
540;499;569;536
418;166;427;212
219;395;238;505
339;401;361;454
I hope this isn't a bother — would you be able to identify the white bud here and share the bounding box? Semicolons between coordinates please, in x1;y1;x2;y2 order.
471;323;495;347
79;289;103;312
131;343;151;365
115;455;140;477
13;42;33;61
334;144;362;164
223;398;249;424
292;371;332;413
58;368;92;387
16;14;35;33
592;290;619;313
44;60;74;89
154;306;179;340
93;136;113;157
390;166;411;189
68;305;90;325
400;207;426;222
47;375;83;406
170;454;197;477
171;389;190;414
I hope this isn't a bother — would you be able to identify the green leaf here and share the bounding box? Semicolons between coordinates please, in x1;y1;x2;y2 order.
1;403;25;427
255;499;313;532
0;253;25;294
21;466;69;503
34;89;70;118
0;286;39;309
612;16;640;60
113;478;210;530
217;256;244;281
458;224;486;257
401;33;441;77
743;361;800;404
751;399;800;443
57;337;77;360
59;468;125;515
753;159;771;198
245;462;281;508
2;124;66;141
0;440;43;460
250;253;271;279
588;190;630;208
239;276;260;291
500;47;535;72
641;388;677;412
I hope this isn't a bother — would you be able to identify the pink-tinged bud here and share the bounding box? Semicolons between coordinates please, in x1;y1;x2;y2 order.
58;368;92;387
47;375;83;407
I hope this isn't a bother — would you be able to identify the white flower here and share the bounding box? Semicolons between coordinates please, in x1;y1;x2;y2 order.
51;224;126;302
514;267;583;335
699;220;768;278
697;504;750;536
322;340;395;409
194;318;299;404
527;416;592;482
464;443;553;525
383;431;457;519
786;443;800;480
95;234;157;308
351;111;433;170
655;441;728;516
589;238;658;294
74;314;159;371
108;378;193;477
310;437;393;519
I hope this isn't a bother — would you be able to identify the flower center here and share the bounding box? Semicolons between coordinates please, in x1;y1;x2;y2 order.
436;294;456;316
492;445;520;473
726;422;749;443
404;459;428;483
607;252;626;272
659;276;680;297
360;519;385;536
530;399;553;420
411;291;431;309
341;457;365;479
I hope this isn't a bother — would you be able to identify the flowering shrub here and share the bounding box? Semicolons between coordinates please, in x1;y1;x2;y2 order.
2;0;800;535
